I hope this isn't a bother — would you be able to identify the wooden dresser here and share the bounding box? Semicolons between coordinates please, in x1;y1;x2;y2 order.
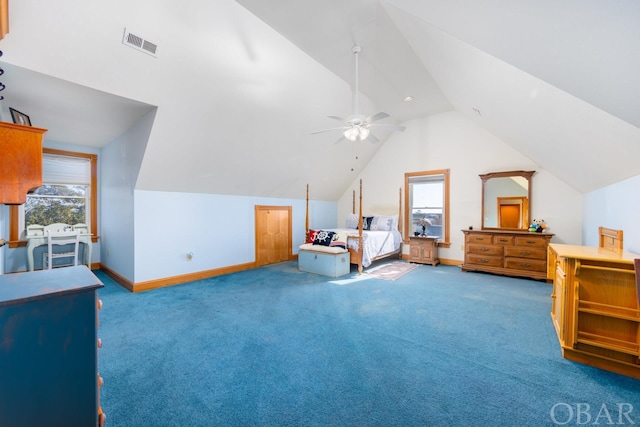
0;266;105;426
548;244;639;379
461;229;553;280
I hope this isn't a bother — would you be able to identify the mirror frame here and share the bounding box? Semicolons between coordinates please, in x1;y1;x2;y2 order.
480;170;534;231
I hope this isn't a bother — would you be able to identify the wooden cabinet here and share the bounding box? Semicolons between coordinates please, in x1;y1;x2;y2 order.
409;236;439;266
548;244;639;379
461;229;553;280
0;266;105;426
0;122;47;205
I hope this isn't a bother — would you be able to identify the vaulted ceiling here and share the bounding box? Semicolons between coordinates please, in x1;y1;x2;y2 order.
1;0;638;199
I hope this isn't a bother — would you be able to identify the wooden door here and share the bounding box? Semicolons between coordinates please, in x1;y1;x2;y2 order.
255;205;292;267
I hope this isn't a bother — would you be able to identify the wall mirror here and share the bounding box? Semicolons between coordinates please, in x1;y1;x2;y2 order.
480;170;534;230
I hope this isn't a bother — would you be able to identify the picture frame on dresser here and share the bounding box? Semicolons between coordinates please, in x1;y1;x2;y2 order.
9;107;31;126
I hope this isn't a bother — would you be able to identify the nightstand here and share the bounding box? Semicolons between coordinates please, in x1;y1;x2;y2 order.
409;236;439;266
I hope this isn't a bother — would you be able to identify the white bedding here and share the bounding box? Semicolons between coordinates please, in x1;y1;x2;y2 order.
329;228;402;268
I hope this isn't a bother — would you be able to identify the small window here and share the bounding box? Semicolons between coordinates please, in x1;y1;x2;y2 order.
404;169;450;246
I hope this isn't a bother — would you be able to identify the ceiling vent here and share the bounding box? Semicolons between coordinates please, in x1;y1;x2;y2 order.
122;28;158;57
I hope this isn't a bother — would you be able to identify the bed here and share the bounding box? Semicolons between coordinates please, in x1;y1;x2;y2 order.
301;180;403;274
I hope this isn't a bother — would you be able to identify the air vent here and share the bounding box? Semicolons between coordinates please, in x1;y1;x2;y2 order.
122;28;158;57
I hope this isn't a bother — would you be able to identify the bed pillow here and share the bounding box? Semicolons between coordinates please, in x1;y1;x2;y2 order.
306;229;319;244
330;231;348;249
313;230;336;246
345;213;359;229
371;215;394;231
362;216;374;231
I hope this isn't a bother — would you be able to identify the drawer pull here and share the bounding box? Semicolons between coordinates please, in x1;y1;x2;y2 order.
519;251;531;256
479;259;490;263
525;240;537;244
498;239;509;243
479;247;490;252
519;263;532;268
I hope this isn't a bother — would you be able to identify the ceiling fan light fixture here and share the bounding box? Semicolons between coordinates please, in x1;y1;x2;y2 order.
344;125;369;141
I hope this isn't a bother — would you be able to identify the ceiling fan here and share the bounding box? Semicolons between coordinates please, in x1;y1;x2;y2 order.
312;45;406;144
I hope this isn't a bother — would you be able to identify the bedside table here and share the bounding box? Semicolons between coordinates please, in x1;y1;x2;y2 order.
409;236;439;266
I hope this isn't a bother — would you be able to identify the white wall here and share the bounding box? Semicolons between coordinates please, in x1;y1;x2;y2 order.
338;111;583;262
583;175;640;254
133;190;337;283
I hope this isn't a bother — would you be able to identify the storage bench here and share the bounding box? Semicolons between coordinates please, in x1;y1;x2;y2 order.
298;244;351;278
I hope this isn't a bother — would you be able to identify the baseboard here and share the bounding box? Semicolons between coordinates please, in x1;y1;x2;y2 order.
401;253;462;267
98;264;135;292
99;262;257;293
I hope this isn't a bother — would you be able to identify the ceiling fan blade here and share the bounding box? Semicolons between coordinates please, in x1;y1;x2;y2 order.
370;123;406;132
366;133;380;144
328;115;347;122
366;112;390;122
334;135;346;144
311;126;348;135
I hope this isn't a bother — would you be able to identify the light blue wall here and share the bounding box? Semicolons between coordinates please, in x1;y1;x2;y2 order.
583;175;640;254
99;109;156;282
0;205;4;274
133;190;336;283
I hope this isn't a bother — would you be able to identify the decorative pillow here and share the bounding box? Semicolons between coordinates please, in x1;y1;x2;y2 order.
371;215;393;231
306;229;319;244
362;216;374;231
313;230;336;246
390;214;399;231
345;213;359;229
330;231;348;249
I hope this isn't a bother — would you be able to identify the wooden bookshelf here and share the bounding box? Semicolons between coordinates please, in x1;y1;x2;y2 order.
548;243;640;379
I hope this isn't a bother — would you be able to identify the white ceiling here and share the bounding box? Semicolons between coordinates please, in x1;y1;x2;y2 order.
1;0;638;198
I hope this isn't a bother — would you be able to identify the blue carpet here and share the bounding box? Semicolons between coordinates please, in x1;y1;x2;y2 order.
96;262;640;426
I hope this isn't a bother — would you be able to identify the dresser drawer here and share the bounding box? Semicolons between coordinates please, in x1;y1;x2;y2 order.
504;257;547;273
466;253;503;268
466;233;493;244
515;235;548;248
467;243;503;257
493;235;514;245
504;246;547;260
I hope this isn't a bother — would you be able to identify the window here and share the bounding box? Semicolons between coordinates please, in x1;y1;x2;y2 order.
9;148;98;247
404;169;450;247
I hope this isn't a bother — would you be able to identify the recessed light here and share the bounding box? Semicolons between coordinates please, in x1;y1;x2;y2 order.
404;96;414;102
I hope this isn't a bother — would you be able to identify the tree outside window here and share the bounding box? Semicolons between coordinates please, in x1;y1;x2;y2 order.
25;184;88;227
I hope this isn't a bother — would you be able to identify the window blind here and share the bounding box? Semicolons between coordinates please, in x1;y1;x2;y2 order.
42;154;91;185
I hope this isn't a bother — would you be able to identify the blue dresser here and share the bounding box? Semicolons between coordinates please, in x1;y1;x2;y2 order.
0;266;104;426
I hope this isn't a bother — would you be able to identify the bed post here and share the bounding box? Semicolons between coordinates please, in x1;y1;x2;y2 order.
352;190;355;214
305;183;309;244
357;179;364;274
